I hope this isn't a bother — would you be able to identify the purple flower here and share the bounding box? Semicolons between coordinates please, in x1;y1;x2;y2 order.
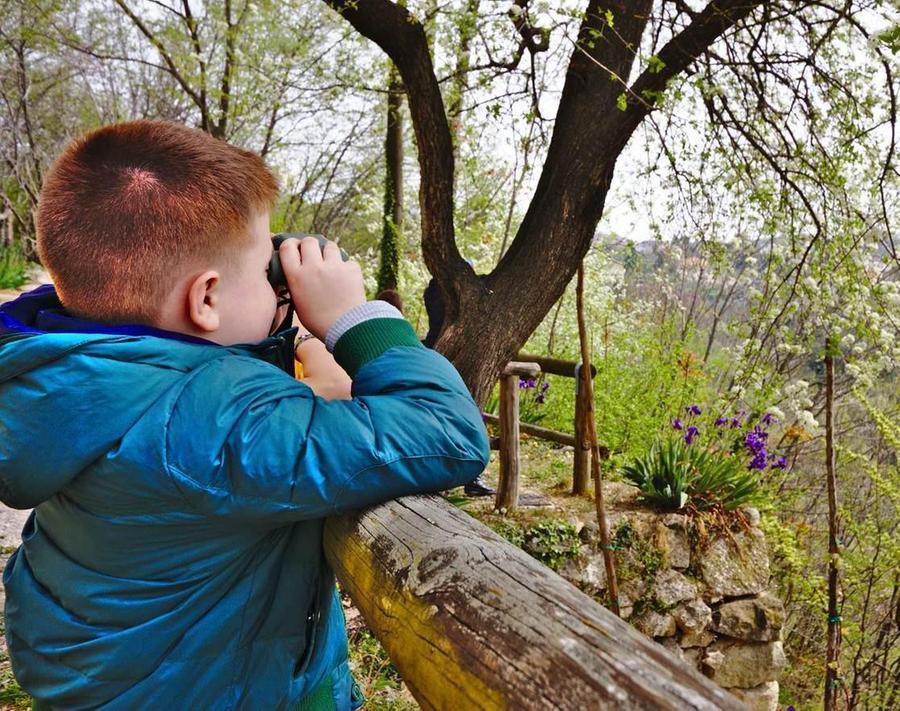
672;417;683;431
771;456;787;470
715;417;728;427
535;393;546;404
541;381;550;392
748;449;768;470
684;426;699;445
519;377;536;390
761;413;775;426
686;404;702;416
745;427;769;455
731;417;742;428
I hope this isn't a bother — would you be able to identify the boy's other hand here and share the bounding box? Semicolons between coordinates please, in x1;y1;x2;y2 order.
278;236;366;339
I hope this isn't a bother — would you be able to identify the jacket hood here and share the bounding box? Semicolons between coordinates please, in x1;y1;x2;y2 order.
0;285;296;509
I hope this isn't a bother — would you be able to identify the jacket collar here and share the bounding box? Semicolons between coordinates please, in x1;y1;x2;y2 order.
0;284;298;375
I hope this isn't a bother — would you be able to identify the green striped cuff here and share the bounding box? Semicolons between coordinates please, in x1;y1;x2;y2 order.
332;317;424;377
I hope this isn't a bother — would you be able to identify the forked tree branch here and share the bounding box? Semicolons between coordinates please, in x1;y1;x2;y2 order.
622;0;763;132
322;0;466;287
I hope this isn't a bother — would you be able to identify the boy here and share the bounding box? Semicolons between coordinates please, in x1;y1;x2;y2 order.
0;120;490;709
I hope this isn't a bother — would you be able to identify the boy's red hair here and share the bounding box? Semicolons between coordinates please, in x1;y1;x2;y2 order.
36;120;278;324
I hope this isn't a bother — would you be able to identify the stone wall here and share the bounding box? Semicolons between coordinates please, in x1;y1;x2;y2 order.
559;483;785;711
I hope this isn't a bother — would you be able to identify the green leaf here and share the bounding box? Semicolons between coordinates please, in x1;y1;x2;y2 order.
647;54;665;74
616;93;628;112
878;24;900;54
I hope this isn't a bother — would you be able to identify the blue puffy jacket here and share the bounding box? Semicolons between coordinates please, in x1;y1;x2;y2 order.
0;285;490;709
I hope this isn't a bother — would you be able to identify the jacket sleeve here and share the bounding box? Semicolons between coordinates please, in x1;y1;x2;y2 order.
163;316;490;523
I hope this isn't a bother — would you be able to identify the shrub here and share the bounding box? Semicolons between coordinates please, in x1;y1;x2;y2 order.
0;243;28;290
620;403;788;512
521;520;581;570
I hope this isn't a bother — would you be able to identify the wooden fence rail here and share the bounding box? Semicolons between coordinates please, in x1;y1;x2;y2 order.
485;354;605;510
324;495;745;710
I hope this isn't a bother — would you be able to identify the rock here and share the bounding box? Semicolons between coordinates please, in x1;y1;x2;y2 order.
701;641;786;688
674;599;712;647
726;681;779;711
603;481;641;508
634;610;677;637
699;529;770;600
662;513;688;529
680;629;715;648
580;554;608;592
744;507;761;526
703;648;726;672
559;551;609;595
674;598;712;633
578;520;599;544
712;593;785;642
619;576;648;604
682;647;702;670
518;492;552;508
656;521;691;569
658;636;684;661
651;569;697;608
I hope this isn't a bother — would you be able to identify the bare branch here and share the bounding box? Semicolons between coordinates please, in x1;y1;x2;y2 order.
112;0;208;125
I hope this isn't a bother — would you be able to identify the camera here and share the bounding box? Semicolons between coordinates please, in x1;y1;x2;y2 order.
267;233;350;290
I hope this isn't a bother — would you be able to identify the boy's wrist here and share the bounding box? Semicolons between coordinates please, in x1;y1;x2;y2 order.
324;301;405;352
293;332;318;359
329;303;424;378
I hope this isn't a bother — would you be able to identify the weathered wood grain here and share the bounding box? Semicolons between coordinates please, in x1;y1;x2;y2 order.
496;372;521;512
516;353;597;379
572;363;591;495
324;495;746;710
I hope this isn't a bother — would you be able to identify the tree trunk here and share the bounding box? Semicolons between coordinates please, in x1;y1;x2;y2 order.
324;0;764;405
377;65;404;293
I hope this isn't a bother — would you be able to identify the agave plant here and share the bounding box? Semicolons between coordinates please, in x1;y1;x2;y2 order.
621;436;762;511
620;438;691;510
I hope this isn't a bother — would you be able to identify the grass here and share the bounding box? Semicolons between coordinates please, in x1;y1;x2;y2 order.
0;661;30;710
0;245;28;291
347;627;417;710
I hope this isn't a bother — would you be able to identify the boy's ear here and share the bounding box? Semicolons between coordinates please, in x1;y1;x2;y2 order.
187;270;221;333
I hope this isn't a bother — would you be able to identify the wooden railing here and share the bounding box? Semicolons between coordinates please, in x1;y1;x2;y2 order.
481;354;604;511
324;495;745;710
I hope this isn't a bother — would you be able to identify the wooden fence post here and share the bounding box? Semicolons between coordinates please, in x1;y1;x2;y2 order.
572;362;591;495
495;361;540;513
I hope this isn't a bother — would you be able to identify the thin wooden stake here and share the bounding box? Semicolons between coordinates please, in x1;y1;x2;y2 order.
824;336;842;709
576;263;620;616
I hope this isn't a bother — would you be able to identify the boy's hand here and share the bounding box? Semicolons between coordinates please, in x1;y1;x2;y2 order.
278;236;366;340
